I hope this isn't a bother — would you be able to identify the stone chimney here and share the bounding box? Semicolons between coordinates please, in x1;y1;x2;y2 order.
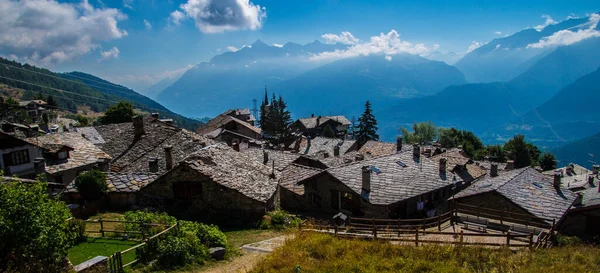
307;136;312;147
506;160;514;171
574;192;584;206
334;145;340;157
133;116;144;137
232;141;240;152
263;150;269;165
439;158;447;174
148;157;159;173
323;152;329;158
396;137;402;152
293;136;301;152
33;157;46;176
490;163;499;177
96;158;110;172
588;174;595;186
413;144;420;159
316;116;321;127
553;170;562;188
164;145;174;170
593;165;599;175
355;154;364;161
362;165;371;193
151;112;159;119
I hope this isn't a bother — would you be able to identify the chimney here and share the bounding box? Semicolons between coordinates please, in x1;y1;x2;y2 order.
362;165;371;192
311;113;314;118
232;141;240;152
164;145;174;170
439;158;447;174
593;165;599;175
33;157;46;176
148;157;159;173
396;137;402;152
413;144;420;159
355;154;364;161
307;136;312;147
151;112;159;119
323;152;329;158
553;170;562;188
96;158;110;172
334;145;340;157
133;116;144;137
490;163;499;177
574;192;584;206
263;150;269;165
588;174;595;186
506;160;514;171
293;136;301;152
316;116;321;127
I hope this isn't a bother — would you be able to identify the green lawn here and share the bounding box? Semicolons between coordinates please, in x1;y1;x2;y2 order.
68;237;140;266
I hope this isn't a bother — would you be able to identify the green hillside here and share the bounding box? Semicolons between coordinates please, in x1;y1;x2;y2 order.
0;58;201;130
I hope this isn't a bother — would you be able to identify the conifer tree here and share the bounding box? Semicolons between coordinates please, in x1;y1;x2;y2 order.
357;100;379;142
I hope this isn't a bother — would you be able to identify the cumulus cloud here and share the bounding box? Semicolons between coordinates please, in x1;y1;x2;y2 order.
0;0;127;64
494;31;502;35
466;41;483;53
311;30;430;61
384;55;392;61
169;0;266;33
123;0;133;10
226;46;238;52
527;14;600;49
99;46;119;61
143;19;152;30
534;14;557;31
272;43;283;48
321;31;359;45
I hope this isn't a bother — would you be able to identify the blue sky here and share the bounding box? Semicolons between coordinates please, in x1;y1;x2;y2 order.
0;0;598;91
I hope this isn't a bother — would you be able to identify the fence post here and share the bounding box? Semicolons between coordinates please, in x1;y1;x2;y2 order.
99;217;104;237
500;209;504;224
334;225;338;237
415;227;419;246
398;219;402;237
506;232;511;246
528;233;533;249
459;230;464;246
438;215;441;231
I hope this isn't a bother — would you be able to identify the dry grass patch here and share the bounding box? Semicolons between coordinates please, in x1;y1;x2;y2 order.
251;232;600;273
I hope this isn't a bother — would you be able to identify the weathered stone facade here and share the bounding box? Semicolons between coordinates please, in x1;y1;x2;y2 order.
561;207;600;240
455;192;548;226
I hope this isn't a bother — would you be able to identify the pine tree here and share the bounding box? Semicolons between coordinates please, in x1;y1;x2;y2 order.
357;100;379;142
259;87;269;129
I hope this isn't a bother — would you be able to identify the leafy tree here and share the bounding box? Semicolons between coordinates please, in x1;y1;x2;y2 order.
75;114;90;126
0;176;75;272
527;143;542;166
74;170;108;201
486;145;506;162
401;121;437;145
323;124;335;138
100;101;134;125
504;135;531;168
46;95;57;107
539;152;557;171
357;100;379;142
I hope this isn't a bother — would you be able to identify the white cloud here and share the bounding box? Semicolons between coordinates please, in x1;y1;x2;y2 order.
321;31;359;45
123;0;133;10
0;0;127;64
433;44;440;50
226;46;238;52
143;19;152;30
99;46;120;61
534;14;557;31
272;43;283;48
494;31;502;35
169;0;266;33
527;14;600;49
310;30;430;61
466;41;483;53
494;44;501;50
384;55;392;61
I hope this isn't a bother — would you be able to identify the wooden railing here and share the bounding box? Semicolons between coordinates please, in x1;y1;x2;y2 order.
85;218;171;240
455;203;554;228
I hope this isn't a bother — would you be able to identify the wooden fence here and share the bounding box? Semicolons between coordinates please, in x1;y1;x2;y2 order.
84;218;171;240
107;222;179;273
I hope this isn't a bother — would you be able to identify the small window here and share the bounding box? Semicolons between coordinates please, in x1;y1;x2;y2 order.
341;192;355;211
533;182;543;188
396;161;407;167
3;149;30;166
58;151;69;160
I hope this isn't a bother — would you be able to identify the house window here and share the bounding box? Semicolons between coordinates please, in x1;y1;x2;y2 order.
341;192;355;211
173;181;202;200
58;151;69;160
2;149;30;166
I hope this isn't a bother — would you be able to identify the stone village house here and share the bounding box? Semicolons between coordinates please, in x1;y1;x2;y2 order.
290;115;352;138
0;131;42;177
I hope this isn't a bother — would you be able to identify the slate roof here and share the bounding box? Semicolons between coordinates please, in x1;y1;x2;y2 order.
80;117;213;173
25;132;111;174
357;140;399;157
224;108;256;122
196;114;261;136
542;164;592;190
455;167;577;224
182;144;278;202
297;136;356;157
575;176;600;208
19;100;47;107
66;173;159;193
430;149;486;182
0;131;32;149
298;115;351;129
279;163;323;195
240;148;301;172
317;149;460;205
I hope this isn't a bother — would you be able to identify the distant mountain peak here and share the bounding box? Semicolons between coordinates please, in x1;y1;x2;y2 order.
252;39;268;48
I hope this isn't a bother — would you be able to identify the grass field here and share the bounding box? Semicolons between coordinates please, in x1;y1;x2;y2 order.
68;237;140;266
251;232;600;273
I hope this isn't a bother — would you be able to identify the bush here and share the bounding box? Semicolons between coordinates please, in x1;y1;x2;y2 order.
556;234;584;246
260;210;302;230
155;236;206;269
122;210;176;238
196;223;228;248
68;219;87;244
74;170;107;201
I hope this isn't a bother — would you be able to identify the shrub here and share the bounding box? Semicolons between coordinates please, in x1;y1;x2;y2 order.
196;223;228;248
122;210;176;237
68;218;87;244
556;234;584;246
260;210;302;230
74;170;107;201
155;236;206;269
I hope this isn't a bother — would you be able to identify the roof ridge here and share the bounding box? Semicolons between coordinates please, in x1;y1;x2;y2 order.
496;167;532;191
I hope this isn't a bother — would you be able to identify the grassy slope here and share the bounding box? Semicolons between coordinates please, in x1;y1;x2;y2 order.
68;238;138;266
252;232;600;273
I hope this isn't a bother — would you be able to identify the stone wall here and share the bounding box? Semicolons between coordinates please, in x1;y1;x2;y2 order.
280;186;307;212
140;165;271;226
562;207;600;240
